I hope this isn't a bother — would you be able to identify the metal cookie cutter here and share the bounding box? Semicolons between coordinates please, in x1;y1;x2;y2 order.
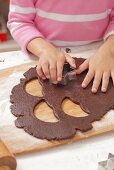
59;62;76;85
98;153;114;170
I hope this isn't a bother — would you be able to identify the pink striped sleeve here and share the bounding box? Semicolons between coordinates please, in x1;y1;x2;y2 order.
7;0;44;55
104;8;114;39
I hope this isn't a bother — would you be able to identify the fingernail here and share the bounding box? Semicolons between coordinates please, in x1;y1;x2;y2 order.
42;77;46;80
58;77;62;81
82;83;86;88
46;75;50;79
72;63;76;68
53;81;58;84
92;88;97;93
102;88;106;92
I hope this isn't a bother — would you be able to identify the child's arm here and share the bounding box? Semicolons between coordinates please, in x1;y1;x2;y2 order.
76;35;114;93
7;0;44;54
8;0;76;83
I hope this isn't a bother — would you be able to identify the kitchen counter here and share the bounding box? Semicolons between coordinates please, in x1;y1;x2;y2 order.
0;43;114;170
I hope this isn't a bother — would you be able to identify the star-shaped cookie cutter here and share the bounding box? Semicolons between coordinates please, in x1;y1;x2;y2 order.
98;153;114;170
59;62;76;85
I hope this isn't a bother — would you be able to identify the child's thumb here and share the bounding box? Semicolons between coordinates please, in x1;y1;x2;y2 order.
76;59;89;74
65;55;76;68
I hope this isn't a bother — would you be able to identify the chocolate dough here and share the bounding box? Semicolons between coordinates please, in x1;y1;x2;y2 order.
10;58;114;140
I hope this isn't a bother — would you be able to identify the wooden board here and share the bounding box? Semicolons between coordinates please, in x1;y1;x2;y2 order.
0;62;114;156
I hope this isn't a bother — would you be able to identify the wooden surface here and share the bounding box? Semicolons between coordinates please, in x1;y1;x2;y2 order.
0;138;16;170
0;62;114;156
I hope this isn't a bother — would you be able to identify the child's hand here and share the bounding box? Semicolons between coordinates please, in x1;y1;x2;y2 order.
27;38;76;84
76;36;114;93
37;45;76;84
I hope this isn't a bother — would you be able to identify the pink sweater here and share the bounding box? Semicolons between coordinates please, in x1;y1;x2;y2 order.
8;0;114;54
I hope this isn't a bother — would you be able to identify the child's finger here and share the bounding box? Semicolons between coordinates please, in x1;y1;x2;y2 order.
111;71;114;85
65;55;76;68
92;72;102;93
42;61;50;79
50;62;57;84
57;60;64;81
36;64;46;79
76;59;89;74
82;70;94;88
101;72;110;92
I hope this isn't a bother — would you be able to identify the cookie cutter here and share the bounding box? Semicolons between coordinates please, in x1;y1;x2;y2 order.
59;62;76;85
98;153;114;170
50;62;76;85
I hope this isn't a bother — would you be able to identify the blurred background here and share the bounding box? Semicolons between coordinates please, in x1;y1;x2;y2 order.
0;0;20;52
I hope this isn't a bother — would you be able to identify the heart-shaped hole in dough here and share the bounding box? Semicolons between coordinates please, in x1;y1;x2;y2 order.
25;79;43;97
34;102;59;122
62;98;88;117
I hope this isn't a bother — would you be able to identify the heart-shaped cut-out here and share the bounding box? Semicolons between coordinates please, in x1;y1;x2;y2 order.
34;101;59;122
62;98;88;117
25;79;43;97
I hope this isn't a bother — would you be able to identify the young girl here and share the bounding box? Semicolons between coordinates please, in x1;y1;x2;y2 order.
8;0;114;93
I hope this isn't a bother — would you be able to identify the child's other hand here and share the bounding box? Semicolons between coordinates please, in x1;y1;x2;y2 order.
37;44;76;84
76;38;114;93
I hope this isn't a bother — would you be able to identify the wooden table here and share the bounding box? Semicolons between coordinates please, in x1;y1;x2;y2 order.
2;47;114;170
